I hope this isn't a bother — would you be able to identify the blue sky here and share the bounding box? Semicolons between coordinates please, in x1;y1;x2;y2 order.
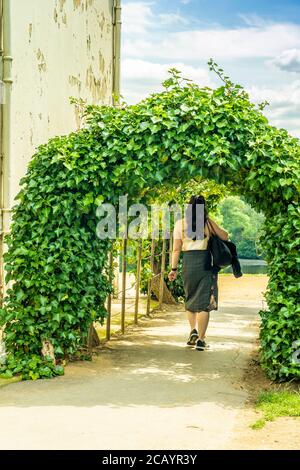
121;0;300;137
152;0;300;27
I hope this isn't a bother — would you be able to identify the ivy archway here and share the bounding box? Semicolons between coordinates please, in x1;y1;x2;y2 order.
0;65;299;381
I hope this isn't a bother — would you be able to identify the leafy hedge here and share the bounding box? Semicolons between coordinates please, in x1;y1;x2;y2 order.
0;64;299;381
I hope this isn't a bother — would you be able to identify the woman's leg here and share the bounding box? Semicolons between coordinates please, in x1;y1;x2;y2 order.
197;311;210;340
186;310;197;330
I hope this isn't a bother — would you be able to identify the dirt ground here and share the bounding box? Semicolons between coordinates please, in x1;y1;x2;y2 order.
0;274;299;450
226;351;300;450
219;275;300;449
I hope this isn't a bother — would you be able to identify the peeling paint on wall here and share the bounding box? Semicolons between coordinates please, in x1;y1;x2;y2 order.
87;34;91;50
28;24;33;42
86;66;98;101
59;0;67;12
36;49;47;73
74;106;82;130
73;0;82;9
29;128;34;146
53;8;58;23
85;0;95;10
86;65;109;102
29;112;34;146
98;12;106;31
54;0;68;28
69;75;82;92
8;0;115;211
99;51;105;73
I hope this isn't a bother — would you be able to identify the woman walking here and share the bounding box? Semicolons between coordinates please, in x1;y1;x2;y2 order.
168;195;229;351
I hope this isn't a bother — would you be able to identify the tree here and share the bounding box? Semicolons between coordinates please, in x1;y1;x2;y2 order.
218;196;265;259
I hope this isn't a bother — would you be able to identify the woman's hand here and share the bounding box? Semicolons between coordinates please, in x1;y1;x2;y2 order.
168;270;177;281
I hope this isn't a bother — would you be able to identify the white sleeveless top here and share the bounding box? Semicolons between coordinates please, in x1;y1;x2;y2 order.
173;218;209;251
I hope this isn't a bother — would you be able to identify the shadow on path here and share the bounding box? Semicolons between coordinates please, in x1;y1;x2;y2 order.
0;304;258;409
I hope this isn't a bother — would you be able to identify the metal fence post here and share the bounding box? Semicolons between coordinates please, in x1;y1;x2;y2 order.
169;231;173;269
112;253;119;298
121;238;127;334
134;240;142;325
106;249;114;341
159;238;166;309
146;238;155;316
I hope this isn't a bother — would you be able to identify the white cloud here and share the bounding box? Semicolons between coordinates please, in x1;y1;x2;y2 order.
270;49;300;73
248;80;300;107
158;13;189;26
124;23;300;61
248;81;300;137
122;2;154;35
238;13;273;28
123;2;189;33
122;58;214;103
122;58;213;83
121;3;300;137
122;4;300;60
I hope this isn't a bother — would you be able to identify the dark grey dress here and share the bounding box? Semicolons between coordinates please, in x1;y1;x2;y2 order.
182;249;218;313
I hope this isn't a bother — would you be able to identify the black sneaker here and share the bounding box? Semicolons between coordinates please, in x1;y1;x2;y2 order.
187;329;198;346
195;339;206;351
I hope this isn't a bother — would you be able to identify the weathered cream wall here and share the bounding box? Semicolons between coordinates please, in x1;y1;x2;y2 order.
8;0;114;206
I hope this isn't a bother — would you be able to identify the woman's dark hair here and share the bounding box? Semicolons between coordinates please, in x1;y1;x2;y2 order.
185;195;208;241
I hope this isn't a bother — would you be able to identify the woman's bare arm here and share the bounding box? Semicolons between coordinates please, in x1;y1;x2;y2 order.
171;238;182;269
168;238;182;281
207;218;229;241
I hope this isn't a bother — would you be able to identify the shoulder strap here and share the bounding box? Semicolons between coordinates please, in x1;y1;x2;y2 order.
206;218;216;236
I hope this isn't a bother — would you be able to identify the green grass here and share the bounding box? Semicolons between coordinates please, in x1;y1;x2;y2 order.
251;390;300;429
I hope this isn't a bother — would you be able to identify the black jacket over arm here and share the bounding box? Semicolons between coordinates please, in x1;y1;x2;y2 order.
207;239;243;278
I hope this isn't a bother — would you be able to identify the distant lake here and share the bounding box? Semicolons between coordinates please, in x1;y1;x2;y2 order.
223;259;267;275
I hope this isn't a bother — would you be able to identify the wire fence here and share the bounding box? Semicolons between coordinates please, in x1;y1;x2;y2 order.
0;237;174;347
104;237;173;342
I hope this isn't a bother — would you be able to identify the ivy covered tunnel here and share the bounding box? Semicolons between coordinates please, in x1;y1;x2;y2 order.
0;69;299;381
